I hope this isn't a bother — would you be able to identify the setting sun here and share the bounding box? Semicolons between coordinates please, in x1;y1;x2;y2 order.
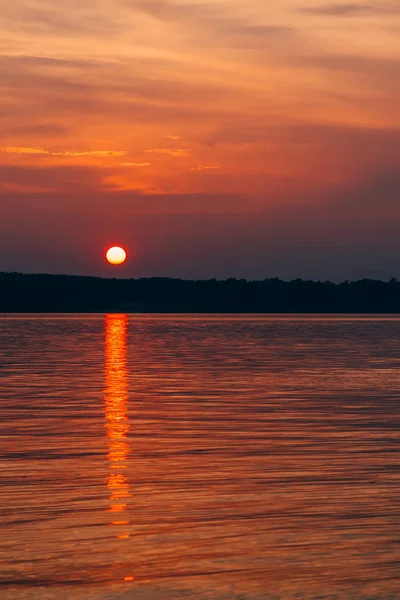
106;246;127;265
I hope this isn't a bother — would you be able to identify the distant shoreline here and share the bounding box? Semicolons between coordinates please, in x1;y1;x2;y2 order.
1;272;399;314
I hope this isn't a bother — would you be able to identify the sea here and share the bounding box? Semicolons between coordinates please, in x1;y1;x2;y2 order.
1;315;399;600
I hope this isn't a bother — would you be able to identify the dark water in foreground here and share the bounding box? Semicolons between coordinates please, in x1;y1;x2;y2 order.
1;315;399;600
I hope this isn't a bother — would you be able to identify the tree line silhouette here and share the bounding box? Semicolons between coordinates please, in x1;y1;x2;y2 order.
0;272;399;313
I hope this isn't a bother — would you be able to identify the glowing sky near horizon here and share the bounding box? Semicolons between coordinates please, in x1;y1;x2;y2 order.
0;0;399;280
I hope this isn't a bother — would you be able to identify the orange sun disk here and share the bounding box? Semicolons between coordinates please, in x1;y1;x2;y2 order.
106;246;127;265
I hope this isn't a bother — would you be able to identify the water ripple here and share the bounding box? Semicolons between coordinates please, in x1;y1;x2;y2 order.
0;315;399;600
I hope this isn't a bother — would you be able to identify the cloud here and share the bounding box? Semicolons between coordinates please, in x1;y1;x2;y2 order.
0;53;238;128
122;0;295;49
0;146;127;157
203;118;400;152
301;2;400;16
215;23;294;49
292;52;400;78
146;148;192;157
122;162;152;167
0;163;118;192
0;147;49;155
0;1;122;37
190;165;220;171
0;55;96;70
51;150;128;157
163;134;181;140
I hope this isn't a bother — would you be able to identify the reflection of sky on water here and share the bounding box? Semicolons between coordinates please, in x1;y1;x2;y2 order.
105;314;132;538
1;315;400;599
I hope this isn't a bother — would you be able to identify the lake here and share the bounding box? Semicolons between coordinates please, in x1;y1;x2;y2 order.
1;315;399;600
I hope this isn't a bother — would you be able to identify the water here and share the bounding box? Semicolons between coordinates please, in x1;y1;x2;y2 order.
1;315;399;600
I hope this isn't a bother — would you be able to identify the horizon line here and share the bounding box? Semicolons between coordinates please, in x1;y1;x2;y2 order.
1;272;399;285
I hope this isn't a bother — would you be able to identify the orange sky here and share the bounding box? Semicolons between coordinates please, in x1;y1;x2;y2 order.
1;1;399;279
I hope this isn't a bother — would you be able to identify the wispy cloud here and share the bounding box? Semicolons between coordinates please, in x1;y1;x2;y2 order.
0;147;127;157
0;147;49;155
301;2;400;16
52;150;127;157
190;165;220;171
146;148;192;157
0;163;118;192
122;162;152;167
126;0;294;49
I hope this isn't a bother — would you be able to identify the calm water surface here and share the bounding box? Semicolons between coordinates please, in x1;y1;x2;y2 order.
1;315;399;600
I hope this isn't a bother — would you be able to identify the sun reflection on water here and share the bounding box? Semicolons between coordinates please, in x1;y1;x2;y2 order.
104;314;132;533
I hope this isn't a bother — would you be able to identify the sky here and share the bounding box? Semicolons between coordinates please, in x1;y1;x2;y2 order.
0;0;399;281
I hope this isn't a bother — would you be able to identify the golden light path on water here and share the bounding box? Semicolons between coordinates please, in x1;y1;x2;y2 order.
104;314;133;549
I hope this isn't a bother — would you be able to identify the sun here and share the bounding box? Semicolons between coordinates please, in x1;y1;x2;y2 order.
106;246;127;265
